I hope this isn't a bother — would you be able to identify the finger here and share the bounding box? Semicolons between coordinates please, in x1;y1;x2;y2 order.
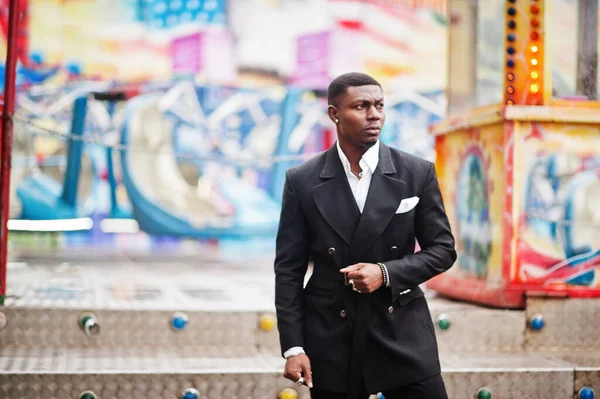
358;284;372;293
347;270;361;280
347;267;368;278
339;263;364;273
354;282;368;291
348;269;368;281
355;279;373;290
284;363;301;377
286;369;302;381
301;361;313;388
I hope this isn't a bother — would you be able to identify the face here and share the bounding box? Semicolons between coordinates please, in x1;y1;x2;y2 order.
329;85;385;149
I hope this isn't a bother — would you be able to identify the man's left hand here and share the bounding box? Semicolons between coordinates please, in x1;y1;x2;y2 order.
339;263;384;294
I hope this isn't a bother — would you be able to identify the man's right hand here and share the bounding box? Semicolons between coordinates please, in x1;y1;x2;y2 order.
283;353;313;388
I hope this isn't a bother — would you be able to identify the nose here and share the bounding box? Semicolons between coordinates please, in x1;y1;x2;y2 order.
367;105;382;120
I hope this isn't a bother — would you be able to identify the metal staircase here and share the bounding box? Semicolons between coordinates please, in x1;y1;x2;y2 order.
0;254;598;398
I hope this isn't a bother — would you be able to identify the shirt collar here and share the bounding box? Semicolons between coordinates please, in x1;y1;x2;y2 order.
336;140;380;174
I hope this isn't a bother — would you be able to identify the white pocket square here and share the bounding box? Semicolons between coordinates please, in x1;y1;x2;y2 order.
396;196;419;214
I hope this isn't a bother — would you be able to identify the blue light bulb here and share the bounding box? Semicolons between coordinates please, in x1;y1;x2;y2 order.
579;387;595;399
181;388;199;399
530;315;544;331
172;312;189;330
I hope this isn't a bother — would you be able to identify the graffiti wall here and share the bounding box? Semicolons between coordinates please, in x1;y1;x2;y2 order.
2;0;449;249
434;123;505;283
7;82;444;249
515;122;600;288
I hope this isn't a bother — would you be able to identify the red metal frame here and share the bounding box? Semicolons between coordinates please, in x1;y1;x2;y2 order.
427;274;527;308
0;0;21;301
502;121;515;282
0;0;29;67
427;271;600;309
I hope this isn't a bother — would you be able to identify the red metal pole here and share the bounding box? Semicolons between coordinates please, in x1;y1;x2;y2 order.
0;0;21;302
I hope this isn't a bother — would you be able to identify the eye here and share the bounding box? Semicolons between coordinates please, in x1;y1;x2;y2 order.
377;103;384;109
355;104;365;109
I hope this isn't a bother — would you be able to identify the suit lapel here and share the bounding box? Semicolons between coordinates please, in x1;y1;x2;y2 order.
348;144;406;261
313;146;361;245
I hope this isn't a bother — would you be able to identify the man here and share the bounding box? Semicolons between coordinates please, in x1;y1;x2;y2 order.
274;72;456;399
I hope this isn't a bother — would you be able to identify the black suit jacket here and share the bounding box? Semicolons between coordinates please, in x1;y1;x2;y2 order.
274;143;456;395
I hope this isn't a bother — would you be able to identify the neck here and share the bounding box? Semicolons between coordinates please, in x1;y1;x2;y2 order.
338;141;371;170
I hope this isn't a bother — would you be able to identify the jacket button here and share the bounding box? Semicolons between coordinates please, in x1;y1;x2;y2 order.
328;247;336;255
391;246;398;252
387;306;394;314
340;310;347;318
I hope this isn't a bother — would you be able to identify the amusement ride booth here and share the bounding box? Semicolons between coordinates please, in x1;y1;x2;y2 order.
427;0;600;309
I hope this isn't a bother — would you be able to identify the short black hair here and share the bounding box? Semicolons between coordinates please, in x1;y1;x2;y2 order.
327;72;381;106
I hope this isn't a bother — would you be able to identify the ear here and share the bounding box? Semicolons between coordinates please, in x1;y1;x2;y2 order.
328;105;338;124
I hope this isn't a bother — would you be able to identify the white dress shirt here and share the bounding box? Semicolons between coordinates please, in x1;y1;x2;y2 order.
336;140;379;212
283;141;390;359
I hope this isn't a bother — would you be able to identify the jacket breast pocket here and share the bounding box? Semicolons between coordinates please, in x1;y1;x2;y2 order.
392;207;416;221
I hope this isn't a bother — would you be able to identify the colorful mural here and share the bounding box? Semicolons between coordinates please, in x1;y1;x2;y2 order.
516;122;600;288
429;115;600;307
455;144;492;278
7;81;444;244
435;124;505;283
1;0;449;249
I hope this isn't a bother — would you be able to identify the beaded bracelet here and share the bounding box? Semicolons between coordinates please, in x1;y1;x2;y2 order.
377;262;388;287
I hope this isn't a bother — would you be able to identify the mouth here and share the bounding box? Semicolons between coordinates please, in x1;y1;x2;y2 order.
364;127;381;135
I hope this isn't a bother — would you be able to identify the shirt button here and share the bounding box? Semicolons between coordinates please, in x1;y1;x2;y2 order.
391;246;398;252
387;306;394;314
340;310;347;318
328;247;336;255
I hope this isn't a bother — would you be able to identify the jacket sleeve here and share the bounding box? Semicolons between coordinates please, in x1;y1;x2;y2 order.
385;162;457;300
274;170;311;357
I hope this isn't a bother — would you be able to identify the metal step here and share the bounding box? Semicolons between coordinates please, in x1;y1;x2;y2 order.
0;299;527;356
0;348;596;398
1;259;527;354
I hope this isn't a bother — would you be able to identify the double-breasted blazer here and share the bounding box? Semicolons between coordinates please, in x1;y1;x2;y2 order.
274;142;457;395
